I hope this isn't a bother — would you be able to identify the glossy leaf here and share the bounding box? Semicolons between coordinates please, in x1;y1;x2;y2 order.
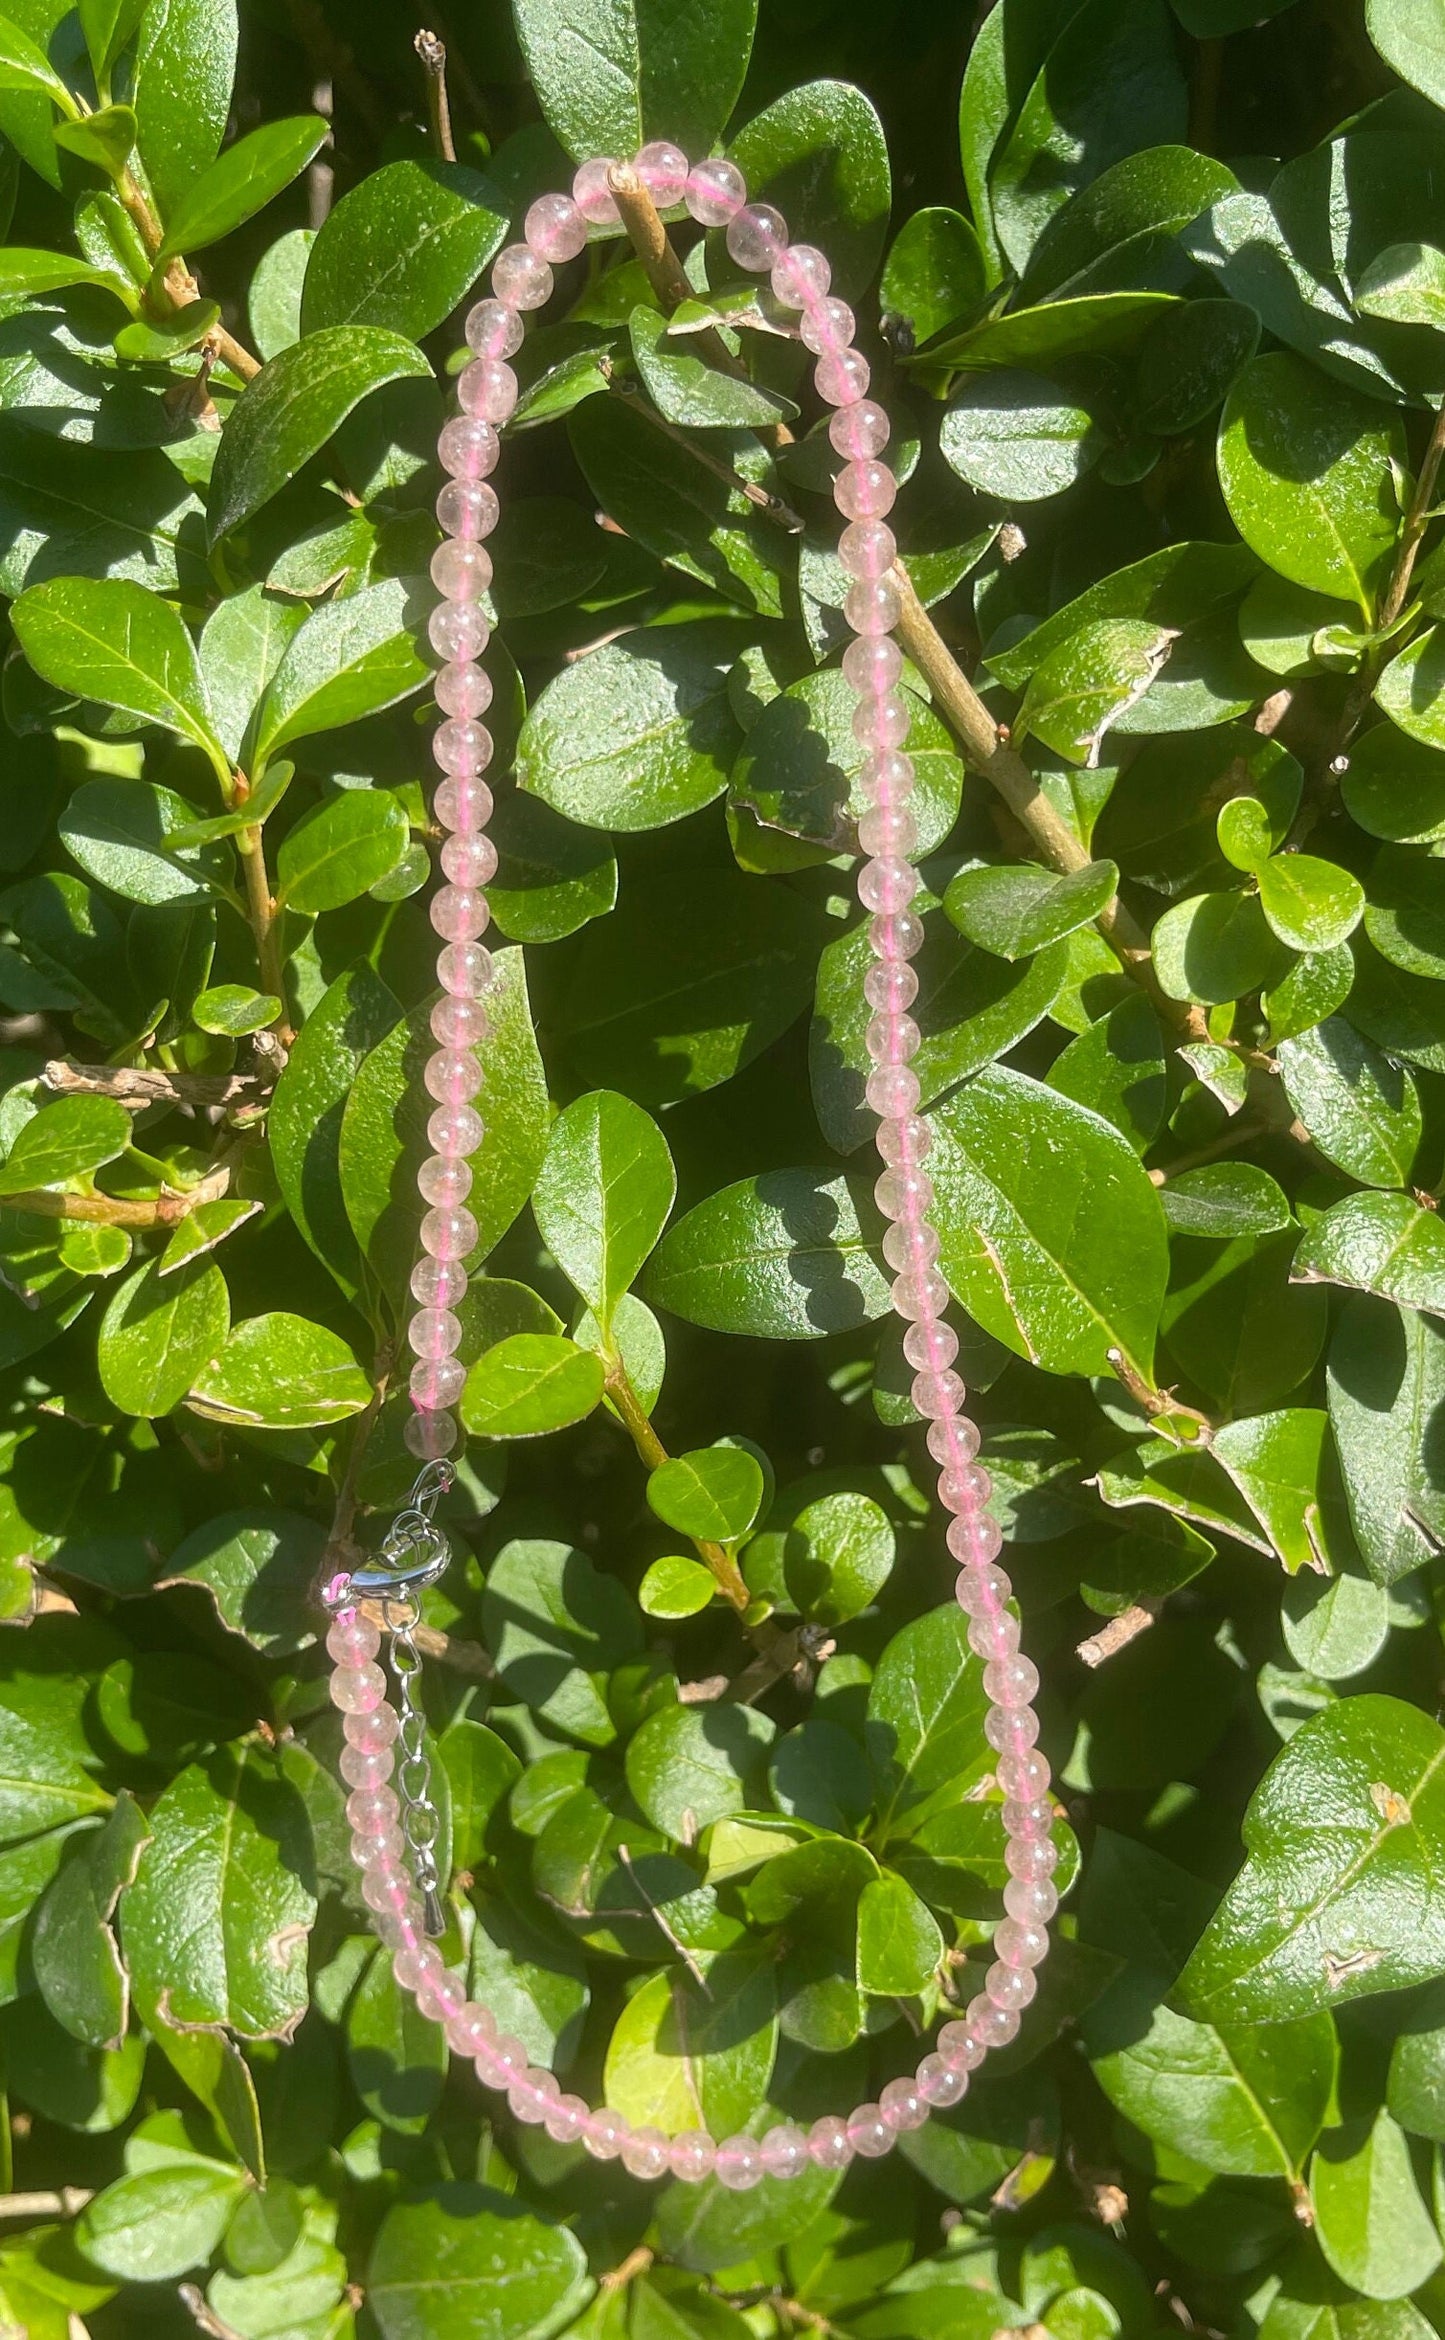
460;1334;606;1439
646;1168;889;1340
208;327;431;545
186;1312;371;1428
1218;354;1404;620
532;1089;674;1326
159;115;328;258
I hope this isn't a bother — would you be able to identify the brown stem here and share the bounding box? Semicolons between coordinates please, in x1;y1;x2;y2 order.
324;1364;391;1571
45;1059;273;1108
411;1624;496;1678
0;2188;93;2217
179;2286;250;2340
601;371;803;529
237;825;289;1033
602;1360;750;1612
414;29;456;161
606;161;765;398
1077;1603;1160;1668
601;2247;655;2295
3;1165;232;1227
116;179;262;382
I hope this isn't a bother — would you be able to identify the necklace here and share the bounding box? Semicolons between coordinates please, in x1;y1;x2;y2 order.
320;142;1055;2193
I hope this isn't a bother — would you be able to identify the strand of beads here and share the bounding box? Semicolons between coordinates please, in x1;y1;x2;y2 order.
357;143;1056;2188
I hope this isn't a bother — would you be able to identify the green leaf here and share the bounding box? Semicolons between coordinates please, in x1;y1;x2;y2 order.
186;1312;370;1428
856;1870;944;1996
158;114;328;259
1257;854;1365;952
487;785;618;945
76;2160;246;2283
1278;1018;1421;1188
157;1507;324;1656
1015;622;1172;765
605;1947;777;2136
133;0;237;215
0;1094;129;1193
518;622;743;833
1181;1694;1445;2021
468;1889;588;2070
1357;239;1445;330
252;579;429;771
32;1790;148;2049
482;1537;642;1748
728;78;891;301
640;1555;718;1619
274;789;409;914
649;1447;765;1547
347;1944;446;2136
199;588;305;769
533;1089;674;1326
1312;2111;1442;2301
514;0;756;163
268;961;399;1298
1283;1564;1391;1683
928;1065;1169;1379
1023;144;1241;302
731;668;964;865
1376;628;1445;754
1367;0;1445;107
944;860;1117;960
1153;888;1293;1005
1163;1230;1327;1418
940;369;1100;501
121;1742;315;2038
781;1491;895;1627
646;1168;889;1340
1293;1192;1445;1315
569;396;789;617
191;984;279;1036
12;578;225;778
367;2186;592;2340
0;247;129;298
629;307;797;431
1328;1295;1445;1588
1159;1164;1292;1239
97;1256;229;1417
460;1334;606;1439
0;9;73;104
1210;1409;1356;1573
61;778;234;907
208;325;430;546
626;1704;775;1841
440;1722;520;1877
301;157;505;345
881;206;987;344
1218;353;1404;620
867;1604;988;1838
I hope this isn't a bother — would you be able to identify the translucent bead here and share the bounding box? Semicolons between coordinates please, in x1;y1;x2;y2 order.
995;1916;1050;1969
433;718;492;778
330;1663;386;1714
343;1703;397;1752
685;156;747;225
948;1513;1005;1567
864;959;918;1017
465;297;524;359
408;1307;463;1363
917;2053;968;2108
891;1264;949;1319
621;2124;671;2178
404;1406;457;1458
830;398;890;459
937;2019;986;2073
429;601;489;661
446;2003;496;2058
869;909;926;968
409;1355;466;1410
816;347;871;406
771;241;831;307
843;634;902;696
326;1612;379;1665
459;357;518;422
435;663;493;722
669;2129;716;2182
853;689;910;750
955;1560;1008;1615
940;1464;990;1513
545;2092;590;2145
510;2069;558;2124
986;1959;1037;2013
840;519;897;582
340;1745;391;1795
867;1064;923;1118
394;1943;443;1994
347;1784;398;1834
583;2108;628;2159
847;2105;893;2159
715;2135;764;2191
997;1749;1052;1801
430;540;491;602
431;885;489;945
858;857;918;915
435;774;493;831
361;1862;411;1913
912;1367;967;1419
845;575;903;635
431;994;488;1048
836;459;897;520
969;1609;1021;1663
967;1995;1021;2049
866;747;916;809
441;832;498;886
985;1705;1039;1758
428;1102;484;1159
760;2123;810;2180
903;1319;956;1375
425;1049;482;1105
927;1414;980;1465
573;157;621;225
437;939;494;996
417;1966;467;2024
525;191;588;262
1003;1796;1055;1842
800;296;856;355
727;202;787;270
1005;1877;1058;1925
438;416;501;480
492;243;553;311
870;1015;923;1075
874;1107;930;1158
634;139;689;206
480;2031;529;2086
879;2077;928;2133
436;479;500;542
808;2115;853;2169
420;1205;478;1261
1007;1834;1060;1882
984;1655;1040;1708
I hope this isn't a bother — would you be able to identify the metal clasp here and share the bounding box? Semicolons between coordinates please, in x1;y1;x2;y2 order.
321;1459;456;1608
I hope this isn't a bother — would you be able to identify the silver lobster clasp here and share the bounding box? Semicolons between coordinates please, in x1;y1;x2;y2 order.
321;1459;455;1608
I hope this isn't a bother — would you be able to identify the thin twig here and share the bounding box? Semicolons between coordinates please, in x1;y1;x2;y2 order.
1077;1603;1160;1668
179;2286;250;2340
1381;397;1445;631
0;2187;93;2218
414;30;456;162
601;2246;655;2294
617;1844;711;1988
1;1165;232;1227
607;163;747;383
601;371;804;529
45;1059;274;1108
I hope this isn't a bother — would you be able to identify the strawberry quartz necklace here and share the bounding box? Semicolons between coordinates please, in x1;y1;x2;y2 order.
320;144;1056;2191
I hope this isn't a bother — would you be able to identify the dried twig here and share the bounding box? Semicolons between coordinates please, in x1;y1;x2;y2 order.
0;2187;93;2218
414;29;456;162
45;1059;273;1109
1077;1603;1161;1668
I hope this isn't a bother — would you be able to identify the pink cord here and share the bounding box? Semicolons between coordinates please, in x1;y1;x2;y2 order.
328;143;1057;2189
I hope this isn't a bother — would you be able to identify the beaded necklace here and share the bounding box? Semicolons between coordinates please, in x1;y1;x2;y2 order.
320;143;1055;2193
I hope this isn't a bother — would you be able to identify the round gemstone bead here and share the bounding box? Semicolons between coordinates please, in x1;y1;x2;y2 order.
844;575;903;635
409;1357;466;1409
434;775;493;831
404;1406;457;1458
759;2123;810;2179
669;2129;716;2182
573;157;621;224
326;1612;379;1665
967;1996;1021;2050
434;663;493;721
621;2124;671;2178
525;191;588;261
807;2115;853;2169
986;1959;1037;2013
425;1049;482;1105
583;2108;629;2159
408;1306;462;1360
458;358;518;423
492;243;553;311
438;416;500;480
800;296;856;355
432;718;492;778
634;140;689;205
463;299;522;360
330;1663;386;1714
771;241;831;307
429;602;489;662
836;459;897;520
917;2053;968;2108
847;2105;893;2159
879;2077;928;2132
830;398;890;458
436;479;500;542
727;202;787;270
430;540;491;602
715;2135;764;2191
545;2092;590;2145
685;156;746;225
440;832;497;885
816;347;871;406
437;938;494;994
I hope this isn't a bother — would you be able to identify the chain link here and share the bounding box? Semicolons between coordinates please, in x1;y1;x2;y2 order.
386;1595;446;1938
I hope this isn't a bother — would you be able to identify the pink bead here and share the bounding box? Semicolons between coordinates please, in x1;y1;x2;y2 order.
437;938;493;994
492;243;552;311
865;748;916;810
986;1960;1037;2013
432;719;492;778
879;2077;928;2133
854;690;910;750
346;1785;398;1833
373;1906;422;1953
417;1968;467;2023
917;2053;968;2108
428;1102;484;1158
868;1066;923;1119
836;459;896;520
847;2106;893;2159
634;140;689;206
969;1610;1021;1663
436;480;500;542
583;2109;628;2160
509;2070;557;2124
1003;1796;1055;1841
340;1744;393;1790
955;1561;1008;1615
1007;1835;1060;1882
326;1613;379;1665
425;1049;482;1105
912;1367;966;1418
816;347;872;407
844;635;903;695
435;663;493;721
882;1214;935;1269
394;1943;443;1994
685;156;746;225
441;832;498;885
995;1917;1050;1969
409;1357;466;1408
621;2124;671;2179
845;575;903;636
330;1663;386;1714
573;158;621;226
464;298;524;359
801;296;856;356
997;1749;1051;1800
727;202;787;270
524;191;588;262
431;994;488;1047
714;2135;764;2191
408;1304;463;1359
771;242;831;307
429;602;489;661
362;1865;413;1915
430;540;490;602
985;1706;1040;1757
927;1414;980;1465
446;2004;496;2057
669;2129;716;2183
412;1255;467;1309
967;1996;1021;2049
351;1822;404;1871
858;857;918;915
808;2115;853;2169
546;2093;591;2146
840;520;898;585
830;399;890;459
938;2020;986;2074
865;963;919;1021
438;417;501;480
344;1704;397;1753
404;1406;457;1458
949;1513;1005;1566
760;2123;809;2180
1005;1877;1058;1925
435;775;493;831
874;1104;929;1156
903;1317;955;1371
940;1465;990;1513
459;358;518;423
477;2032;528;2086
985;1655;1039;1707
